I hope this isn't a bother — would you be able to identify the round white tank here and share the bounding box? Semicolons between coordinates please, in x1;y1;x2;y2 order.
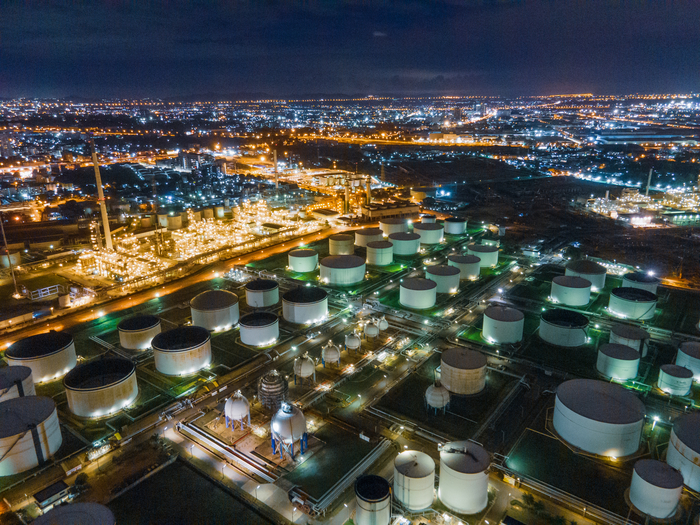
190;290;239;331
239;312;279;347
596;344;640;380
376;316;389;331
623;272;660;294
444;217;467;235
64;358;139;418
366;241;393;266
553;379;645;457
540;309;589;347
0;396;62;476
400;278;437;309
288;249;318;273
320;255;366;285
294;354;315;379
0;250;20;268
610;324;650;358
322;343;341;366
245;279;279;307
426;265;460;294
379;218;408;236
388;232;421;256
609;288;657;321
0;366;35;402
550;276;592;306
5;331;77;384
33;503;115;525
413;223;444;244
448;254;481;280
658;365;693;396
225;391;250;422
167;214;182;230
421;214;436;223
483;306;524;344
354;228;384;247
425;383;450;410
364;322;379;338
393;450;436;510
629;460;683;519
438;440;490;515
565;260;607;290
666;412;700;492
676;342;700;381
467;244;498;267
157;212;168;228
152;326;212;376
118;315;161;350
271;403;306;444
282;287;328;324
440;347;487;395
355;475;391;525
345;332;361;351
329;234;354;255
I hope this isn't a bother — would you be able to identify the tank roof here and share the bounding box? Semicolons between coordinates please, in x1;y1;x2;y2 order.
283;286;328;303
541;308;589;328
190;289;239;311
0;366;32;388
553;275;592;288
421;213;436;218
380;218;408;224
485;306;524;322
401;278;437;291
239;312;278;327
395;450;435;478
355;475;390;502
624;272;660;284
566;259;607;275
329;233;353;241
118;315;160;332
440;440;490;473
634;460;684;489
611;287;657;302
152;326;210;351
611;324;650;340
0;396;56;438
556;379;645;425
441;347;487;370
661;364;693;378
6;331;73;360
245;279;279;291
468;243;498;253
355;228;383;236
389;232;421;241
426;264;460;276
366;241;393;249
33;503;115;525
672;412;700;452
445;217;466;223
599;343;640;360
448;254;481;264
320;255;365;268
64;358;135;390
413;222;444;231
679;342;700;359
289;249;317;258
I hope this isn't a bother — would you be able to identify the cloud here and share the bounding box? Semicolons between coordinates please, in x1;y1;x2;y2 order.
373;31;387;37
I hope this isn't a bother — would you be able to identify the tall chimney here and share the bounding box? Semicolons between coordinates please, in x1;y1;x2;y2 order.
90;138;113;251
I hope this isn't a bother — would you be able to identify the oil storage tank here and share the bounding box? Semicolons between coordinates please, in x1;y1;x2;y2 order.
553;379;645;457
355;228;384;247
388;232;420;256
393;450;435;511
658;365;693;396
320;255;365;285
282;287;328;324
596;344;640;380
64;358;139;418
421;214;436;223
444;217;467;235
413;222;444;245
399;278;437;309
676;342;700;381
0;366;35;402
239;312;279;347
355;475;391;525
425;383;450;413
152;326;211;376
565;259;607;290
608;288;657;320
366;241;393;266
245;279;279;307
610;324;650;357
288;249;318;273
539;309;589;347
118;315;161;350
190;290;239;331
666;412;700;492
379;218;408;236
483;306;524;344
0;396;62;476
550;276;592;306
629;460;683;519
448;254;481;280
440;348;487;395
5;331;77;384
438;441;490;515
467;244;498;267
258;370;288;412
328;234;354;255
426;265;460;294
623;272;660;294
33;503;116;525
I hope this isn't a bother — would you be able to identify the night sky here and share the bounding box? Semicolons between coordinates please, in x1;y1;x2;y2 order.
1;1;699;99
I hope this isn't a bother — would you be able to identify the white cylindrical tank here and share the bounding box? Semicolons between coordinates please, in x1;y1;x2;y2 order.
413;223;444;244
282;287;328;324
366;241;393;266
33;503;116;525
355;475;391;525
393;450;435;511
610;324;650;358
157;212;168;228
676;342;700;381
539;309;589;347
64;358;138;418
440;347;487;395
271;403;306;444
550;276;592;306
438;441;490;515
354;228;384;247
0;366;35;402
658;365;693;396
444;217;467;235
467;244;498;267
288;249;318;273
448;254;481;280
388;232;421;256
629;460;683;519
609;288;657;321
118;315;161;350
483;306;524;344
190;290;239;331
0;396;62;476
426;265;460;294
553;379;645;457
596;344;640;380
421;214;436;223
245;279;279;307
379;218;408;236
0;250;20;268
425;382;450;410
329;234;354;255
320;255;366;285
239;312;279;347
666;412;700;492
152;326;212;376
623;272;660;294
5;331;77;384
167;214;182;230
565;259;607;290
399;278;437;309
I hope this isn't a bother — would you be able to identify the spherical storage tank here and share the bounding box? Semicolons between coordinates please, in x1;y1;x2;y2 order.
190;290;239;331
366;241;393;266
438;441;490;515
440;347;487;395
658;365;693;396
355;475;391;525
666;412;700;492
64;358;138;418
152;326;211;376
245;279;279;307
540;309;589;347
354;228;384;247
282;287;328;324
444;217;467;235
5;331;77;384
345;332;361;352
550;276;592;306
425;383;450;412
676;342;700;380
629;460;683;519
288;249;318;273
467;244;498;267
239;312;279;347
426;265;460;294
320;255;365;285
118;315;161;350
379;218;408;236
271;403;306;445
565;259;607;290
33;503;115;525
596;344;640;380
0;366;35;402
393;450;436;511
329;233;354;255
623;272;660;294
483;306;524;344
553;379;645;457
448;254;480;280
388;232;420;256
400;278;437;309
0;396;62;476
413;222;444;245
224;391;250;428
610;324;650;357
609;288;657;321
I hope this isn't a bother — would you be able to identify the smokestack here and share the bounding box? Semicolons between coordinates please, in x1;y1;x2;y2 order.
273;149;278;190
344;179;350;214
365;176;372;205
90;138;113;251
646;168;653;197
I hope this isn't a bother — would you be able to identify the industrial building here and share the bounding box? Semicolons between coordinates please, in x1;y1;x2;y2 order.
151;326;212;376
320;255;366;285
5;331;77;384
399;278;437;309
438;441;490;515
282;287;328;324
118;315;161;350
190;290;240;331
539;309;589;347
467;243;499;267
565;259;607;290
483;306;524;344
244;279;279;307
448;254;481;280
388;232;420;256
440;347;487;395
426;265;460;293
239;312;279;347
288;249;319;273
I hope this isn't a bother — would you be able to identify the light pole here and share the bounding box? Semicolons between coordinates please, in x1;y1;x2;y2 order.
256;485;260;500
292;507;296;523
